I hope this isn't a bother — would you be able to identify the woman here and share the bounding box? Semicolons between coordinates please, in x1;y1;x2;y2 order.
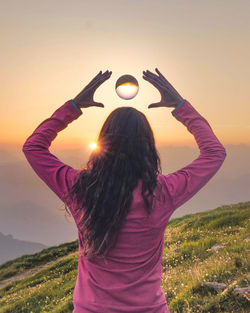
22;68;226;313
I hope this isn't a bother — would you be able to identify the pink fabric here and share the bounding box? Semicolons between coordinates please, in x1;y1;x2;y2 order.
22;100;226;313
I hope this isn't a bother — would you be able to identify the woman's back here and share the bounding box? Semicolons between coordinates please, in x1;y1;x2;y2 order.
73;177;169;312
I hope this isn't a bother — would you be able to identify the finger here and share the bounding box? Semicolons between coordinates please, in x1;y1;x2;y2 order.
99;70;112;80
144;70;160;79
82;102;104;108
96;70;112;82
143;75;159;88
155;68;167;81
143;70;157;79
148;71;177;92
143;75;161;89
102;70;109;76
88;70;111;87
144;71;163;85
83;71;103;90
85;72;111;93
148;102;161;109
90;69;110;84
155;69;178;90
143;75;166;90
93;102;105;108
95;71;112;85
92;70;103;82
102;70;112;80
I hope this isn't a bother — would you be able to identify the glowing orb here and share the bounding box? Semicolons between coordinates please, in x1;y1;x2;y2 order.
90;142;98;150
115;74;139;100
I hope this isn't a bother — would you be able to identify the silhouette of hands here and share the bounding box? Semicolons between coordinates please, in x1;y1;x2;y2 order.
143;68;184;108
72;70;112;109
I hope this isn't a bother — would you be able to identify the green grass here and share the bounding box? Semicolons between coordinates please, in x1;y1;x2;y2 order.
0;201;249;312
162;201;250;312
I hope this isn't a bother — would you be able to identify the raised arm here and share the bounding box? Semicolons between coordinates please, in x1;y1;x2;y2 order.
161;100;226;212
22;100;83;206
143;68;226;215
22;70;112;220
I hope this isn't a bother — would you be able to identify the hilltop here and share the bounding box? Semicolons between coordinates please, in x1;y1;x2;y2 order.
0;201;249;312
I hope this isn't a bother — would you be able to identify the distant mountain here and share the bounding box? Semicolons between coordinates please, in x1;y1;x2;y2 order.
0;144;249;247
0;231;47;264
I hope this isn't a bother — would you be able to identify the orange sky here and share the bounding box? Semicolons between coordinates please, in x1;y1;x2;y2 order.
0;0;250;150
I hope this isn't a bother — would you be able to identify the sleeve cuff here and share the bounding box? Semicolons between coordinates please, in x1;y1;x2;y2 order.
171;99;187;120
70;99;82;114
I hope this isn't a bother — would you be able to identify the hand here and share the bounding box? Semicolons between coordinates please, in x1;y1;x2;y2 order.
72;70;112;108
143;68;184;108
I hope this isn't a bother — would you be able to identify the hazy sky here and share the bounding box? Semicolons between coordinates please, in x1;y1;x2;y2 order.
1;1;250;247
1;0;250;150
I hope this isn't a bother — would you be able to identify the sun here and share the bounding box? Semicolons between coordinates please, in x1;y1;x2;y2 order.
90;142;98;150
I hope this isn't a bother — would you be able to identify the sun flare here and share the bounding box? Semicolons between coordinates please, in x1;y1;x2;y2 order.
90;142;98;150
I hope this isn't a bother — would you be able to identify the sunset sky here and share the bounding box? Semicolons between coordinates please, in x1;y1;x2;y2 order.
1;0;250;151
0;1;250;247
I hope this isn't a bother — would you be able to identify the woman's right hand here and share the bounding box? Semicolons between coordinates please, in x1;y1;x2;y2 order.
143;68;185;108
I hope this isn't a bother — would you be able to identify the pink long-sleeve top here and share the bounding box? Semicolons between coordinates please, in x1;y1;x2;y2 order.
22;99;226;313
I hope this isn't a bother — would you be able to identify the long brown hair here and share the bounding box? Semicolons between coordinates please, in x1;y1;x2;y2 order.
64;106;162;260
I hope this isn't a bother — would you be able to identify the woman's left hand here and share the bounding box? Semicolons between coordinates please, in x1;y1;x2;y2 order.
72;70;112;108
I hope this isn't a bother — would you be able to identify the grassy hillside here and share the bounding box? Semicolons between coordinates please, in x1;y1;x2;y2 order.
0;201;249;313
